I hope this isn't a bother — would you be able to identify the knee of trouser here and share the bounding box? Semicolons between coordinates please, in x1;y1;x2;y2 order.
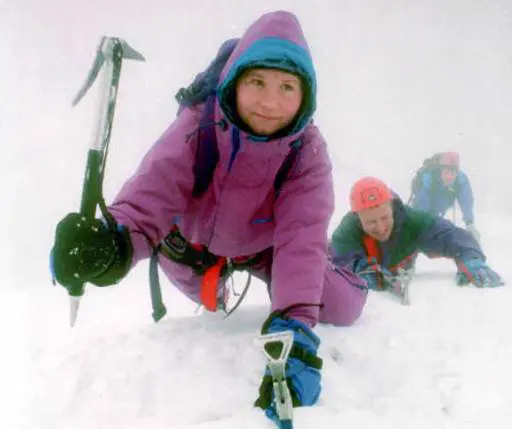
319;269;368;326
321;290;367;326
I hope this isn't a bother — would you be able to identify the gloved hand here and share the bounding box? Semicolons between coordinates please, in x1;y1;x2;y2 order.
456;259;504;288
355;258;392;290
465;223;481;244
51;212;132;290
255;312;322;423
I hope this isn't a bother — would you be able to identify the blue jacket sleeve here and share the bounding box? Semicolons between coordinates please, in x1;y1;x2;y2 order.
411;172;432;211
329;213;367;271
418;216;484;262
456;172;474;225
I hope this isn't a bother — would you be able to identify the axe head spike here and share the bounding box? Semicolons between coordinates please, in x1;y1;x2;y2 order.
118;38;146;61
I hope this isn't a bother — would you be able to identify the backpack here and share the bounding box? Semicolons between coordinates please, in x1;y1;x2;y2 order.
148;38;303;322
409;153;461;204
174;38;302;198
410;153;443;198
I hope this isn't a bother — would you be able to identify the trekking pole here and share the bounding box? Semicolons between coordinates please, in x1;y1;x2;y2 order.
67;36;145;327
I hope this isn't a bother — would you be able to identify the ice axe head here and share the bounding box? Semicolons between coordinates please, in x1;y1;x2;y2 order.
72;36;145;106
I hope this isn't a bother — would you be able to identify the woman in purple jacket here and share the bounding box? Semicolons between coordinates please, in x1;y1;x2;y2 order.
51;10;367;421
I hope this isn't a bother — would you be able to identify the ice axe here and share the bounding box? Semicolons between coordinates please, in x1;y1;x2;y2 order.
359;265;413;305
259;331;295;429
67;37;145;327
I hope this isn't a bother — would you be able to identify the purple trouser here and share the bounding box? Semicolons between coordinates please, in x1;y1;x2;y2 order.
157;247;368;327
317;263;368;326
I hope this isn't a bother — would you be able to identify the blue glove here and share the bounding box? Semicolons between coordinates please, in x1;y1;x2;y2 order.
355;258;392;291
456;259;504;288
255;313;322;422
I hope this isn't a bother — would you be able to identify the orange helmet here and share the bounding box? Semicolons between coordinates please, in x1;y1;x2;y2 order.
438;152;460;168
350;177;393;212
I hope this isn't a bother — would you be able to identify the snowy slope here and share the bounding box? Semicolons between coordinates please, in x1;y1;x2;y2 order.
2;1;512;428
14;240;512;429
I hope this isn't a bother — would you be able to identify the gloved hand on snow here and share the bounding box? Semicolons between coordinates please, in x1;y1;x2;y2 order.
255;312;322;423
456;258;504;288
465;223;481;244
354;258;380;290
355;258;398;291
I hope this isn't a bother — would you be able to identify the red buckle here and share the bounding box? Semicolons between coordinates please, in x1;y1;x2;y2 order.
200;257;226;311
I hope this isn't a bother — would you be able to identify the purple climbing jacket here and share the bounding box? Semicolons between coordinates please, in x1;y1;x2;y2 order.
108;11;367;327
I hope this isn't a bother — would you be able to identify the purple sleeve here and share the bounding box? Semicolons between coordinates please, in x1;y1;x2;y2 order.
271;125;335;327
107;107;201;264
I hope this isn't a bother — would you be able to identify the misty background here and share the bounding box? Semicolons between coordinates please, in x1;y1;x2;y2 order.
2;0;511;289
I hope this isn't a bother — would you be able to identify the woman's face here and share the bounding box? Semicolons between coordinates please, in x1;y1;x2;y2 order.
235;68;303;136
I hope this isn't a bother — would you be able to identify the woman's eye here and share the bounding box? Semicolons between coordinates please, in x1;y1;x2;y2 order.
249;78;264;87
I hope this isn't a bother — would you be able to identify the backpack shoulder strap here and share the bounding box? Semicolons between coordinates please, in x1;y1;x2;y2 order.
192;95;220;198
274;139;302;194
174;38;239;198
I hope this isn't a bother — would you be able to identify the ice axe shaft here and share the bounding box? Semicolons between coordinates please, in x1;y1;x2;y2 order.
67;37;145;327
